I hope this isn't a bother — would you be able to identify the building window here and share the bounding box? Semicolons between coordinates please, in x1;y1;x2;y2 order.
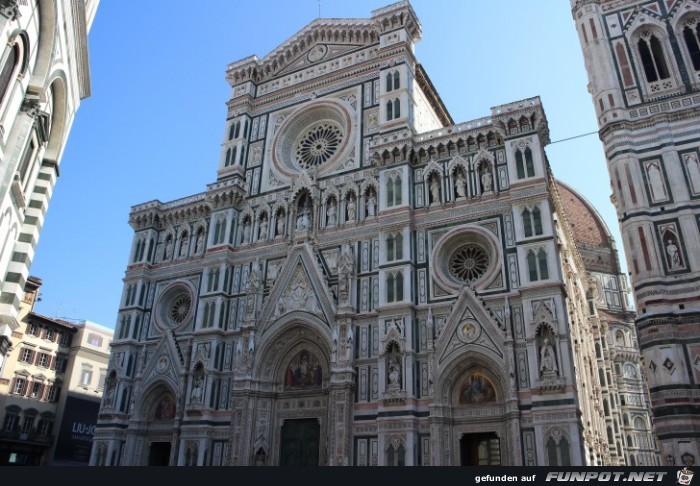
386;173;402;207
47;384;60;402
59;332;72;346
27;323;38;336
386;233;403;261
638;33;670;83
386;98;400;121
515;147;535;179
88;333;103;347
12;378;26;395
386;70;400;91
683;21;700;70
53;356;66;373
37;419;53;436
80;369;93;387
118;315;131;340
44;329;54;341
522;207;543;237
386;443;406;466
0;42;20;106
546;436;571;466
21;415;34;434
37;353;48;368
20;348;33;363
527;249;549;282
30;382;42;398
386;271;404;303
2;412;19;432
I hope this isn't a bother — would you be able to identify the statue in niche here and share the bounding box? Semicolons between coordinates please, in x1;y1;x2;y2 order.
243;219;251;243
338;243;354;301
326;199;337;226
296;206;310;230
103;372;117;407
366;193;376;217
259;216;268;240
481;167;493;192
455;171;467;198
388;357;401;386
276;212;286;236
163;236;173;260
539;337;558;376
665;237;682;269
255;448;267;466
430;176;440;204
346;194;356;221
179;233;189;257
195;229;205;254
190;375;204;404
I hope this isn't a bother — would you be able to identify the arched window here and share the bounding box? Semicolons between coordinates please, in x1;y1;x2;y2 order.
683;21;700;70
386;173;402;207
234;121;241;139
538;249;549;279
0;42;19;106
533;207;542;234
524;147;535;177
386;72;393;92
386;233;403;261
393;71;400;90
523;209;532;237
638;33;670;83
516;149;525;179
387;271;404;303
386;100;393;121
546;435;571;466
527;251;538;282
386;443;405;466
228;123;235;141
393;98;401;118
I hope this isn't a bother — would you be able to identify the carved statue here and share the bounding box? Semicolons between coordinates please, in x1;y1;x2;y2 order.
243;220;251;243
259;217;268;240
327;200;337;226
164;237;173;260
366;194;376;217
276;213;285;236
539;338;558;375
346;195;356;221
430;176;440;204
388;358;401;386
481;169;493;192
666;239;681;269
455;172;467;198
190;376;204;404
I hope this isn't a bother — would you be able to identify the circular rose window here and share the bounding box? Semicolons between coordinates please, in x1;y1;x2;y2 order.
271;99;354;178
449;244;489;283
294;122;343;169
154;283;194;331
169;294;192;324
431;225;502;293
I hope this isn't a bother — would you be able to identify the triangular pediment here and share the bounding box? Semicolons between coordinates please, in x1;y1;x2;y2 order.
277;43;369;76
141;334;182;391
259;243;336;336
435;287;505;367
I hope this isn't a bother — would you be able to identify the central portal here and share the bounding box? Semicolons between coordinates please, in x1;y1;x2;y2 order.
460;432;501;465
280;418;320;466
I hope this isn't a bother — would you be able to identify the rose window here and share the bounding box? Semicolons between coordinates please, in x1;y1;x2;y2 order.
169;294;192;324
449;245;489;283
294;122;343;169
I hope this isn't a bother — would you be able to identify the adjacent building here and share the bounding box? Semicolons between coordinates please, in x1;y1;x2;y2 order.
0;276;112;465
572;0;700;466
92;1;657;466
0;0;99;369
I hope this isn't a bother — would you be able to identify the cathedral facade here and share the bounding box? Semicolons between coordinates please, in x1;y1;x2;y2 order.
92;1;657;466
572;0;700;466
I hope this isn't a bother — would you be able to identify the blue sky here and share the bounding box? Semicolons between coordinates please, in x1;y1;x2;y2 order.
30;1;622;328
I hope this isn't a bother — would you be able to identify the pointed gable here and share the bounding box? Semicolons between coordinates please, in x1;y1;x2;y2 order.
434;287;506;367
140;335;183;391
258;243;336;335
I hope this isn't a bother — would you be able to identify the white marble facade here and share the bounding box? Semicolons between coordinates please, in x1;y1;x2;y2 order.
92;1;657;466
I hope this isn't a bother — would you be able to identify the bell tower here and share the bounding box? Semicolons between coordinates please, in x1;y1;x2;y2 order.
572;0;700;466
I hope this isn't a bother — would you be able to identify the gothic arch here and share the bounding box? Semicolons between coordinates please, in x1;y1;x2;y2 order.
138;381;179;421
28;0;56;91
43;73;68;163
435;351;508;406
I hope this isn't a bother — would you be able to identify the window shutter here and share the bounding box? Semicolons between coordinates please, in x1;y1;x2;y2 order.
9;377;16;394
23;380;31;396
